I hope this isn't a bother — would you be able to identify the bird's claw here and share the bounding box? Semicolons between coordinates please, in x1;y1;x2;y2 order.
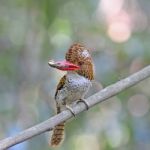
65;105;76;117
76;99;89;110
65;99;89;116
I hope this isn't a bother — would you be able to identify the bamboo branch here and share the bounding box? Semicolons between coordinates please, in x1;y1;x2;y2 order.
0;65;150;150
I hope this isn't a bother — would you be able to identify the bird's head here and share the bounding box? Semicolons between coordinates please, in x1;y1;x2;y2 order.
48;43;94;80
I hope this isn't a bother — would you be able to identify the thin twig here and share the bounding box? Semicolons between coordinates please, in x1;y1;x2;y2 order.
0;65;150;150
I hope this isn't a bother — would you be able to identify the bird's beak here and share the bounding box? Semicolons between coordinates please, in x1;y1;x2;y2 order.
48;60;80;71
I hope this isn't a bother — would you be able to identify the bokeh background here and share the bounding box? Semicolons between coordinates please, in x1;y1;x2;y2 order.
0;0;150;150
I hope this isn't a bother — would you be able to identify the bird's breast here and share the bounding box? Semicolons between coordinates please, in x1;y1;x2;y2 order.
67;75;90;92
55;73;91;105
65;74;91;103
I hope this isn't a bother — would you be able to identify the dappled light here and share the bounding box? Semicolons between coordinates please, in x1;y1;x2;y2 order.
0;0;150;149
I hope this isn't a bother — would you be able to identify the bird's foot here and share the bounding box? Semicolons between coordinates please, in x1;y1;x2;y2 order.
65;105;76;117
76;98;89;110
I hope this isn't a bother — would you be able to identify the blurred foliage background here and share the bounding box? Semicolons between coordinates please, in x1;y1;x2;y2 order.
0;0;150;150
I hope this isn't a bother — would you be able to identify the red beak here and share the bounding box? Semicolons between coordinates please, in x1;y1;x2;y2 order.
48;60;80;71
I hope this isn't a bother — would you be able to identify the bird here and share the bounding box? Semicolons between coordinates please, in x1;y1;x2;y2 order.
48;43;95;147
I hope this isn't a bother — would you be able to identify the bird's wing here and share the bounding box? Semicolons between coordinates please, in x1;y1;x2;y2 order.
55;75;66;99
54;75;67;113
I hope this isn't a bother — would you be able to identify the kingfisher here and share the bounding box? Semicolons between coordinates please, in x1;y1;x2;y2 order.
48;43;94;146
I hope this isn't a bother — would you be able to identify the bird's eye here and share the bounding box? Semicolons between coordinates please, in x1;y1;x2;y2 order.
78;62;83;66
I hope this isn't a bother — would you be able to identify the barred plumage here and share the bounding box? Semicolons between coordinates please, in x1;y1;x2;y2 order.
49;43;94;147
50;106;65;146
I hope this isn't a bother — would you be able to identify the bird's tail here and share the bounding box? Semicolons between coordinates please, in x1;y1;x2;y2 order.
50;106;65;147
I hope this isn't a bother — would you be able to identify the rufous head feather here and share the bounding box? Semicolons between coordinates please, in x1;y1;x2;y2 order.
65;43;94;80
